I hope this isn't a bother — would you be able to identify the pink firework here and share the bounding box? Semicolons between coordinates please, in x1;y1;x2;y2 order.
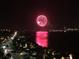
36;15;48;27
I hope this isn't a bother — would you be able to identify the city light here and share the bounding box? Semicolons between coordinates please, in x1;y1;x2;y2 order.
69;54;73;59
61;56;65;59
11;31;17;40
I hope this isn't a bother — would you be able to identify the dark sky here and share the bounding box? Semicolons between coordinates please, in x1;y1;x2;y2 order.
0;0;79;51
0;0;79;30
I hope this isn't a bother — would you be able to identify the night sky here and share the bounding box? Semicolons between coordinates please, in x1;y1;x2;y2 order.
0;0;79;30
0;0;79;51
